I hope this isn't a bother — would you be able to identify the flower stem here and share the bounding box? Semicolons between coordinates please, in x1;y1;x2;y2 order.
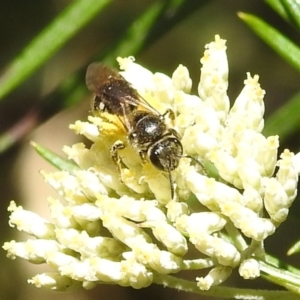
153;273;300;299
260;260;300;294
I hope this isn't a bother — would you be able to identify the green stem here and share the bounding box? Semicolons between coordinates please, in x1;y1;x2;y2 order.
31;141;80;173
0;0;112;100
224;220;248;252
279;0;300;29
263;90;300;140
238;12;300;73
265;253;300;275
260;260;300;294
103;1;164;66
153;273;300;299
264;0;290;21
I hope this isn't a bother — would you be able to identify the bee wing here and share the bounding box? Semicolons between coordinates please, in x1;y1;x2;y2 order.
123;93;160;116
86;62;161;116
86;62;123;94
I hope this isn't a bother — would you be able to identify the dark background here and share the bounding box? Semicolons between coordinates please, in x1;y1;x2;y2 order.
0;1;300;300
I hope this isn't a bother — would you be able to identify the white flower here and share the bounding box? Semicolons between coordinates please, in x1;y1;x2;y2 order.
197;266;232;290
239;258;260;280
3;35;300;292
28;273;80;291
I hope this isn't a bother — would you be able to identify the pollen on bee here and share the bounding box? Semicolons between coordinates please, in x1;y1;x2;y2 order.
91;112;126;137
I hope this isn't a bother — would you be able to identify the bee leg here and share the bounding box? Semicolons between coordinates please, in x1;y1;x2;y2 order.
166;128;181;140
138;150;148;164
162;109;175;120
111;141;125;180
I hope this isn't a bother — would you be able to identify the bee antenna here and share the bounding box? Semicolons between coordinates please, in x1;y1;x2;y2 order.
181;155;207;175
169;155;207;200
168;169;175;200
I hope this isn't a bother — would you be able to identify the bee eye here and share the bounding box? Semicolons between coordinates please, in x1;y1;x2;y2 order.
149;146;165;170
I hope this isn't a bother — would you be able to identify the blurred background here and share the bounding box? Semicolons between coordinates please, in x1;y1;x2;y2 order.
1;1;300;299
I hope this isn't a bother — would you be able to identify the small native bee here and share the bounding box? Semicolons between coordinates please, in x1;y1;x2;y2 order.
86;62;183;199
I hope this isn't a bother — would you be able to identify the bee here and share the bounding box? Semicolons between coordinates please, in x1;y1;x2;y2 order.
86;62;183;199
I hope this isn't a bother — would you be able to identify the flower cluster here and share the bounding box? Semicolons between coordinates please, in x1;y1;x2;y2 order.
3;35;300;292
